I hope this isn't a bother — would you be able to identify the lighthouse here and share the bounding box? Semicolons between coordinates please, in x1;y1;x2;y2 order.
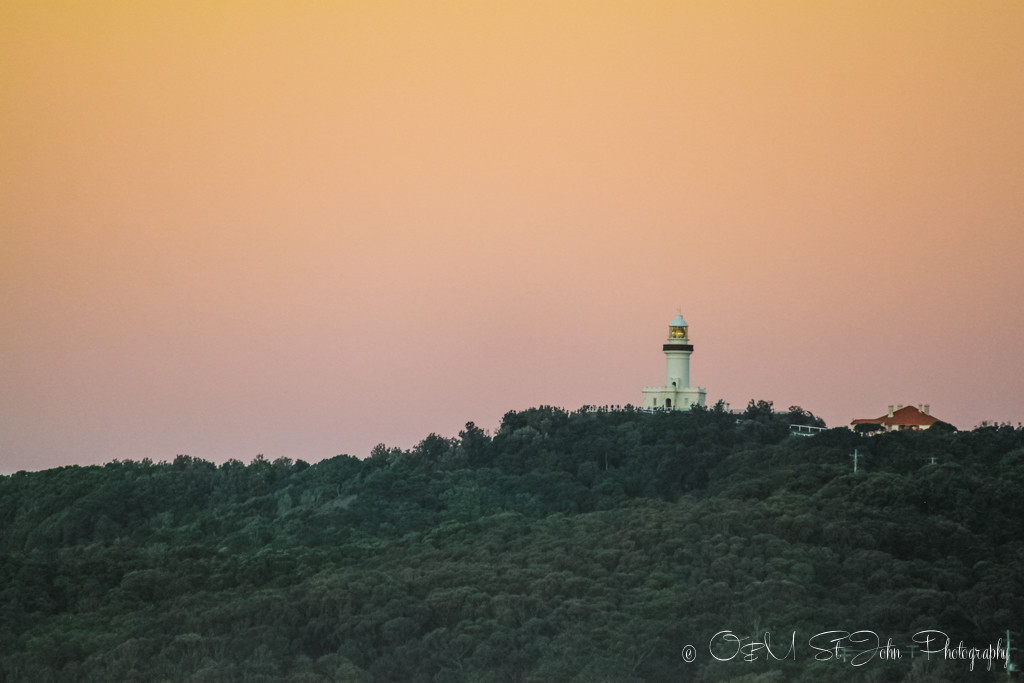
641;314;707;410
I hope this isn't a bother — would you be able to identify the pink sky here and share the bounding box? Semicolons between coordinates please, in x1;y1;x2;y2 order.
3;2;1023;473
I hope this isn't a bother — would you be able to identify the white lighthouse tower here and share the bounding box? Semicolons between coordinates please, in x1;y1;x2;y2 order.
642;313;707;410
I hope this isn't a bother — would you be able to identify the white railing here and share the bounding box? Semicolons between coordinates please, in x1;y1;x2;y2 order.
789;424;827;436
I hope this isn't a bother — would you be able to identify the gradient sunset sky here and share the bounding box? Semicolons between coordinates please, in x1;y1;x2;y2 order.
3;2;1023;473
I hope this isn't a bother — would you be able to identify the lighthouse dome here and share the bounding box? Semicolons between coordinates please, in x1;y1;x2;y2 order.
669;314;688;327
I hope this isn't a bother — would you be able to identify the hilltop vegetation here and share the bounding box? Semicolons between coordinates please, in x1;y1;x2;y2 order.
1;403;1022;682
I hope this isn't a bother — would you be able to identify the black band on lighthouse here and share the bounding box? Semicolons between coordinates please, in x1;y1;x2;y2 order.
663;344;694;352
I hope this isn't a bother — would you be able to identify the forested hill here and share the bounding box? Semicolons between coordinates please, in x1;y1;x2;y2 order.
1;404;1022;682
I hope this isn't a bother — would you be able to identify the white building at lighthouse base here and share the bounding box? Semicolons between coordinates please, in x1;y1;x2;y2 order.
642;385;706;411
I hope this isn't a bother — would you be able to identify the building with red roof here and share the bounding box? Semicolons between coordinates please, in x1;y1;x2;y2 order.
850;404;943;433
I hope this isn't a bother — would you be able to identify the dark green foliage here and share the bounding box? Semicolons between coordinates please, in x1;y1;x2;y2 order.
1;408;1021;681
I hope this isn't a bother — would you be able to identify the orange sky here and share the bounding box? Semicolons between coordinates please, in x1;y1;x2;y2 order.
3;2;1023;472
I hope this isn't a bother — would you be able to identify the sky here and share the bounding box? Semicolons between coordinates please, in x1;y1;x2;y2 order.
2;1;1023;474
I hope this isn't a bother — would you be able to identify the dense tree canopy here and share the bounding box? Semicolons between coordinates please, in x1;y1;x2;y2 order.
1;405;1020;681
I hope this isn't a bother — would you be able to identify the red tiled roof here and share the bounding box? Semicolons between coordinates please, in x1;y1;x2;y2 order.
851;405;940;427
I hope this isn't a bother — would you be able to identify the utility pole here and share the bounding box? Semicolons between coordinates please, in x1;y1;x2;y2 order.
1008;629;1016;675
